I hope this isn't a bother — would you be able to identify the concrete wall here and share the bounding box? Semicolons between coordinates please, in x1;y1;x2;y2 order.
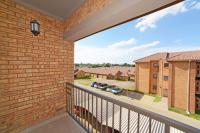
0;0;74;132
64;0;111;32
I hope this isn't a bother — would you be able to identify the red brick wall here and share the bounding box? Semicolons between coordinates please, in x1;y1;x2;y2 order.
150;61;159;94
189;62;196;113
0;0;74;132
136;62;150;93
168;61;196;112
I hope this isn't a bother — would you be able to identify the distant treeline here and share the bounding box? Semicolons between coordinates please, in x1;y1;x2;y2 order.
75;63;135;68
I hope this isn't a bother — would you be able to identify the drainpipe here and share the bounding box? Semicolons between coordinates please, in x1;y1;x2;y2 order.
186;60;191;114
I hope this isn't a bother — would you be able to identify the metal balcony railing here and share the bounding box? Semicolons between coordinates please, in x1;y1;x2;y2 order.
65;83;200;133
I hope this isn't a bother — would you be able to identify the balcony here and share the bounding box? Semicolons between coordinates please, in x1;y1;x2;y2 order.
64;83;199;133
1;0;200;133
20;83;200;133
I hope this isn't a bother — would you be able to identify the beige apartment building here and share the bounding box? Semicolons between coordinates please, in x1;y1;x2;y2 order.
135;50;200;113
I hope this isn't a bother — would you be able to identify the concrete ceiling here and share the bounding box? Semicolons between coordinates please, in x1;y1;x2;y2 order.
64;0;182;41
15;0;85;20
15;0;182;41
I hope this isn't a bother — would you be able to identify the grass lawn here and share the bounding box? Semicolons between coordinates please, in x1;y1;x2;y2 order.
153;96;162;102
138;93;162;103
126;85;136;91
169;107;200;120
75;77;96;86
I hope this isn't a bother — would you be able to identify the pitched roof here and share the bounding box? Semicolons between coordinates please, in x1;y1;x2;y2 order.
167;50;200;61
134;50;200;62
79;66;135;76
134;53;168;62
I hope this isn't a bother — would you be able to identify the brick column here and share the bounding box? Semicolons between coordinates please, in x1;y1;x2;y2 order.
189;61;196;113
168;62;173;108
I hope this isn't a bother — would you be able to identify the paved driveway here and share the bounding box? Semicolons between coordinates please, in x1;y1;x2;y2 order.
94;78;135;90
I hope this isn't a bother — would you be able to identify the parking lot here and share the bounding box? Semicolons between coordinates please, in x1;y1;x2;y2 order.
75;78;135;91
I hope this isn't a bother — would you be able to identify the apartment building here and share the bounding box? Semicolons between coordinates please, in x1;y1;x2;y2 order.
135;50;200;113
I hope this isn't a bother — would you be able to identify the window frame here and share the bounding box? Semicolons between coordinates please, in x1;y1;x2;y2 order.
153;63;159;67
163;76;169;81
153;73;157;79
164;63;169;68
152;85;157;90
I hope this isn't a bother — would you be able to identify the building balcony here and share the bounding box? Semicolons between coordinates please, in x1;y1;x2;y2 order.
18;83;200;133
1;0;200;133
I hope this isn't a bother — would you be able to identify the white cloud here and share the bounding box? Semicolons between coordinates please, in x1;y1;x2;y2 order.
108;38;136;49
75;38;160;64
135;1;188;32
129;41;160;52
193;2;200;10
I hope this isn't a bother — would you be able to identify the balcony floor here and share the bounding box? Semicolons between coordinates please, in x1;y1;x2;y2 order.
22;113;86;133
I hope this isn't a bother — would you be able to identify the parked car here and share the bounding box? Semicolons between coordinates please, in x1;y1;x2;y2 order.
93;82;100;88
111;87;123;94
91;82;97;87
97;83;108;90
106;85;115;92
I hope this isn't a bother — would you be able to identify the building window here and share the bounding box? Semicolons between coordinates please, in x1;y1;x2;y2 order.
153;85;157;90
153;63;159;67
197;65;199;69
163;76;169;81
197;70;200;74
153;74;157;79
164;63;169;68
197;86;199;91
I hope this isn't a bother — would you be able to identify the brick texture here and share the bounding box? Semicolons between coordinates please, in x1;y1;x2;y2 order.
171;62;189;110
189;62;196;113
136;62;150;93
0;0;74;132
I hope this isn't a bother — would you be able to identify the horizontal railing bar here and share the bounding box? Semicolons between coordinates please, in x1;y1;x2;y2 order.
66;83;200;133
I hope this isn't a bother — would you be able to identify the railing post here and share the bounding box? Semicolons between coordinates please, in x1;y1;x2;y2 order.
96;96;98;133
112;103;115;133
149;117;151;133
119;106;122;133
100;98;103;133
137;113;140;133
106;101;108;133
165;123;170;133
88;93;90;131
127;110;130;133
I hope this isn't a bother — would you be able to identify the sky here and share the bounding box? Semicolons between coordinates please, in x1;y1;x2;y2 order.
75;0;200;64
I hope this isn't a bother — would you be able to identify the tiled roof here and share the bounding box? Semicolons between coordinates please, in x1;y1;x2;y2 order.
134;53;168;62
167;50;200;61
79;66;135;76
134;50;200;62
